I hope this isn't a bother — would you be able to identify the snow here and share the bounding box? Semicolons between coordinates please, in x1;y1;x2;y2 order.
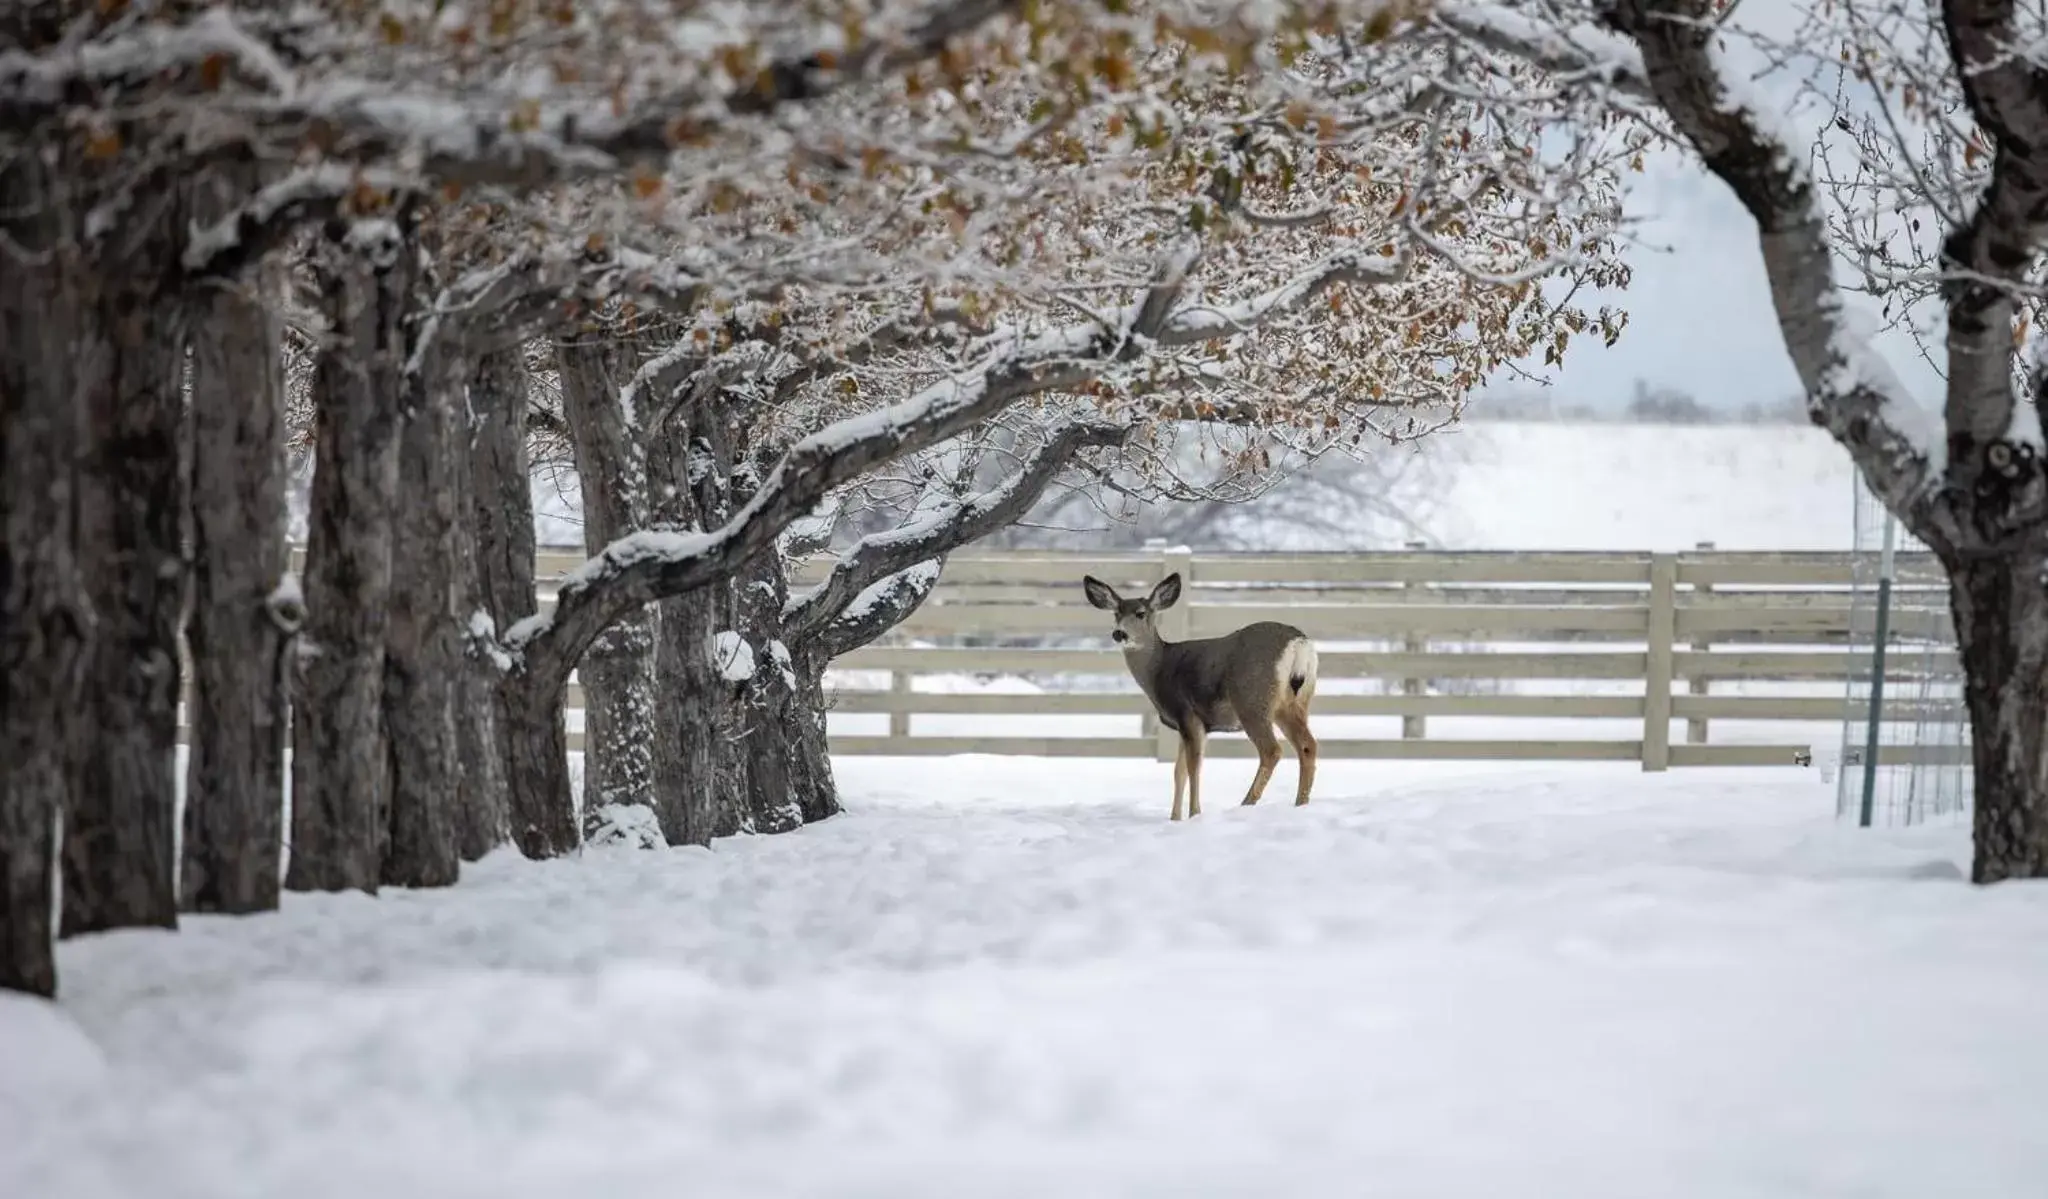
0;8;296;104
467;609;516;672
1160;249;1400;343
1426;421;1857;550
767;639;799;691
583;802;666;850
712;630;754;682
559;529;716;592
840;559;942;624
8;758;2048;1197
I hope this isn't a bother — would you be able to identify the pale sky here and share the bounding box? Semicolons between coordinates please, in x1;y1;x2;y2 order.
1523;149;1948;415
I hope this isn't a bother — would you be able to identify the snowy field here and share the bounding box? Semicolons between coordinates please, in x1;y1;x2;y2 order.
9;756;2048;1198
1420;420;1857;551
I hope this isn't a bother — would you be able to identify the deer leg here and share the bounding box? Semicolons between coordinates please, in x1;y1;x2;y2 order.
1183;725;1207;818
1170;737;1188;822
1242;718;1282;806
1278;707;1318;806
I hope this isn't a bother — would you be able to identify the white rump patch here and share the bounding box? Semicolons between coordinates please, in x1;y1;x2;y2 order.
1276;637;1319;697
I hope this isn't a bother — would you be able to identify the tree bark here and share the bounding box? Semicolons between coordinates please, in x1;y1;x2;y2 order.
503;674;580;858
380;346;462;888
181;250;294;914
696;425;754;838
647;416;720;846
62;179;187;939
287;225;415;893
789;646;842;825
0;151;87;996
734;551;803;834
457;346;529;860
1948;556;2048;882
555;333;661;841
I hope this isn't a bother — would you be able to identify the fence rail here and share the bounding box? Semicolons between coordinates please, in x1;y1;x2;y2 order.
199;545;1963;769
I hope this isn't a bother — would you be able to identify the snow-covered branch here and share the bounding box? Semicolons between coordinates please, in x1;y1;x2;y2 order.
1154;249;1412;345
496;227;1229;690
0;8;298;111
499;322;1108;687
817;559;946;660
785;419;1127;643
1433;4;1653;103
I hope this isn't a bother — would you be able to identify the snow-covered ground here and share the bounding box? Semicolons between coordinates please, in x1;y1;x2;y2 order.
8;756;2048;1199
1424;420;1856;550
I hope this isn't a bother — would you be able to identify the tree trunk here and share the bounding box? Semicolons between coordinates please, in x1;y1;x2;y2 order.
789;646;843;825
456;347;529;860
503;673;580;858
693;422;757;837
63;181;186;939
1948;555;2048;883
181;252;293;914
286;228;414;893
0;152;87;996
734;553;803;834
647;418;720;846
380;348;462;888
555;334;661;841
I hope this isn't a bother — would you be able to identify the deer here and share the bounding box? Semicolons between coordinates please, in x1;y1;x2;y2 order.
1083;572;1318;821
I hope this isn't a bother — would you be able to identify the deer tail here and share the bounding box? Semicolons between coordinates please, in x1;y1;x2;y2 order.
1279;637;1318;703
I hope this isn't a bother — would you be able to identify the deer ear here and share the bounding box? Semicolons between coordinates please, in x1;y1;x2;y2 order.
1082;575;1120;611
1149;572;1183;610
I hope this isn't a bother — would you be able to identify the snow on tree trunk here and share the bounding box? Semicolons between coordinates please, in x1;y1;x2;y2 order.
555;333;661;844
457;347;528;860
0;151;86;996
733;553;803;834
62;184;185;939
1947;557;2048;882
181;243;295;914
287;223;415;894
380;346;463;888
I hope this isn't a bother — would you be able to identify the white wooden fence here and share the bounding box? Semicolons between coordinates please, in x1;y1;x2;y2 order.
192;544;1961;769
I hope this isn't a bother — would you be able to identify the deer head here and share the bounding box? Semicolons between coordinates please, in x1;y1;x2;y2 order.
1082;573;1182;650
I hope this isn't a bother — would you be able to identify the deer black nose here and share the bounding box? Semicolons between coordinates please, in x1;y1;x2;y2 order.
1111;629;1128;643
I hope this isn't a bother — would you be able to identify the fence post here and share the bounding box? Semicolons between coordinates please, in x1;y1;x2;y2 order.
1402;539;1428;741
1643;553;1676;771
1687;540;1713;745
889;670;911;741
1156;545;1194;762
